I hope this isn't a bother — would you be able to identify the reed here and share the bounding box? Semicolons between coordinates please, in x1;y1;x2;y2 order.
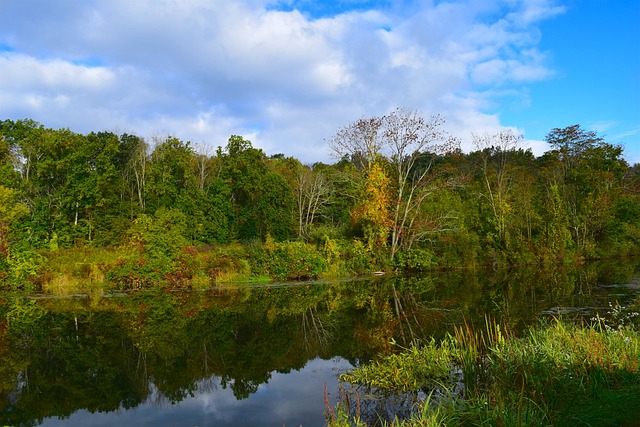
330;314;640;426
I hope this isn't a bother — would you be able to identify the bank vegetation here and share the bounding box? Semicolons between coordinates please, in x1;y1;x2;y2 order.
0;112;638;292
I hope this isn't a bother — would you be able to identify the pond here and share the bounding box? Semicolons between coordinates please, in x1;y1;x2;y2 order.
1;258;639;426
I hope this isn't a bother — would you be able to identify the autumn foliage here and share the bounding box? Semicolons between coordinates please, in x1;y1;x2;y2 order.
350;161;393;254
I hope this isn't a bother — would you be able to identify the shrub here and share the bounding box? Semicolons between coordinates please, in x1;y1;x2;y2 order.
306;223;347;245
4;248;46;292
104;209;192;289
104;255;170;289
250;237;327;281
394;248;437;271
343;239;374;275
206;243;253;283
126;209;190;260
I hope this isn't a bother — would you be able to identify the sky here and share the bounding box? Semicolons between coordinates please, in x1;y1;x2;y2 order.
0;0;638;165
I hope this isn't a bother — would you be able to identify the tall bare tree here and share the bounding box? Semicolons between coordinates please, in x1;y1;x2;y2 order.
329;108;460;261
126;137;149;212
295;164;332;238
328;116;384;170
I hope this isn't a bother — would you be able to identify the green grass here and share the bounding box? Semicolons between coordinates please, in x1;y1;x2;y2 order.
330;314;640;426
39;247;123;294
558;384;640;426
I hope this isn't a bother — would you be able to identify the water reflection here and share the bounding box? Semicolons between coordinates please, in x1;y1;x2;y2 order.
0;259;638;426
36;358;353;427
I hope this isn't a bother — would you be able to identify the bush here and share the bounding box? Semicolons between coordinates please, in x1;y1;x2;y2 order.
251;236;326;281
104;209;193;289
306;223;347;245
4;248;46;292
104;255;170;289
343;239;374;275
206;243;253;282
126;209;190;260
394;248;437;271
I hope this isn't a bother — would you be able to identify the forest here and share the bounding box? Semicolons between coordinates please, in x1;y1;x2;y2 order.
0;109;639;291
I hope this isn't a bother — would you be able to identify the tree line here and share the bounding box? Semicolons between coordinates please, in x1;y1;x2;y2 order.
0;110;638;288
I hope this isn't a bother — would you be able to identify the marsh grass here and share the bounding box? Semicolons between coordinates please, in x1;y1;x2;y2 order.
39;247;122;294
340;339;454;393
35;244;266;293
331;314;640;426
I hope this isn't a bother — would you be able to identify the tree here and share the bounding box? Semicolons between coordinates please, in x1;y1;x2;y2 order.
544;125;627;251
329;108;460;261
218;136;295;241
472;130;522;248
193;143;215;193
546;124;603;180
294;163;332;238
0;185;29;260
329;117;384;170
147;136;195;212
64;131;123;243
262;155;322;239
542;183;573;258
350;160;393;254
0;124;21;188
120;133;149;214
0;119;46;185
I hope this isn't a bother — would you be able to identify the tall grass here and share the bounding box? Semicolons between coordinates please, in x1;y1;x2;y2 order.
28;237;380;294
330;313;640;426
39;247;122;294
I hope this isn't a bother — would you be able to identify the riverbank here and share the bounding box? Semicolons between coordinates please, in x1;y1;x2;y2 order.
328;312;640;426
28;239;372;294
8;236;639;295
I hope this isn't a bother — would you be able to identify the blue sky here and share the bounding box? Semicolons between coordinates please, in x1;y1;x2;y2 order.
0;0;638;164
499;1;640;153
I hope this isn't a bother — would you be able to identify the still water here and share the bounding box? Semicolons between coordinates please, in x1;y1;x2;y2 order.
1;259;639;426
34;357;352;427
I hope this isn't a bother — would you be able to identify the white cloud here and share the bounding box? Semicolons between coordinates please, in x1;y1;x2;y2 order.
523;138;551;156
0;0;565;162
0;53;114;91
588;120;618;134
507;0;566;26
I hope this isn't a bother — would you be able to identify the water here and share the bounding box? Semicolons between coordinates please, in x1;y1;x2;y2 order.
35;357;352;427
1;259;638;426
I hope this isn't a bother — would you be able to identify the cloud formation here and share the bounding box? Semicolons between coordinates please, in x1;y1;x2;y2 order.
0;0;565;162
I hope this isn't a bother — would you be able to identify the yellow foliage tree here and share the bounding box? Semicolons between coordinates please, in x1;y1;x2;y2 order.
351;161;393;253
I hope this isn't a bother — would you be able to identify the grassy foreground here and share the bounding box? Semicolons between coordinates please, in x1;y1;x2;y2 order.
327;310;640;426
